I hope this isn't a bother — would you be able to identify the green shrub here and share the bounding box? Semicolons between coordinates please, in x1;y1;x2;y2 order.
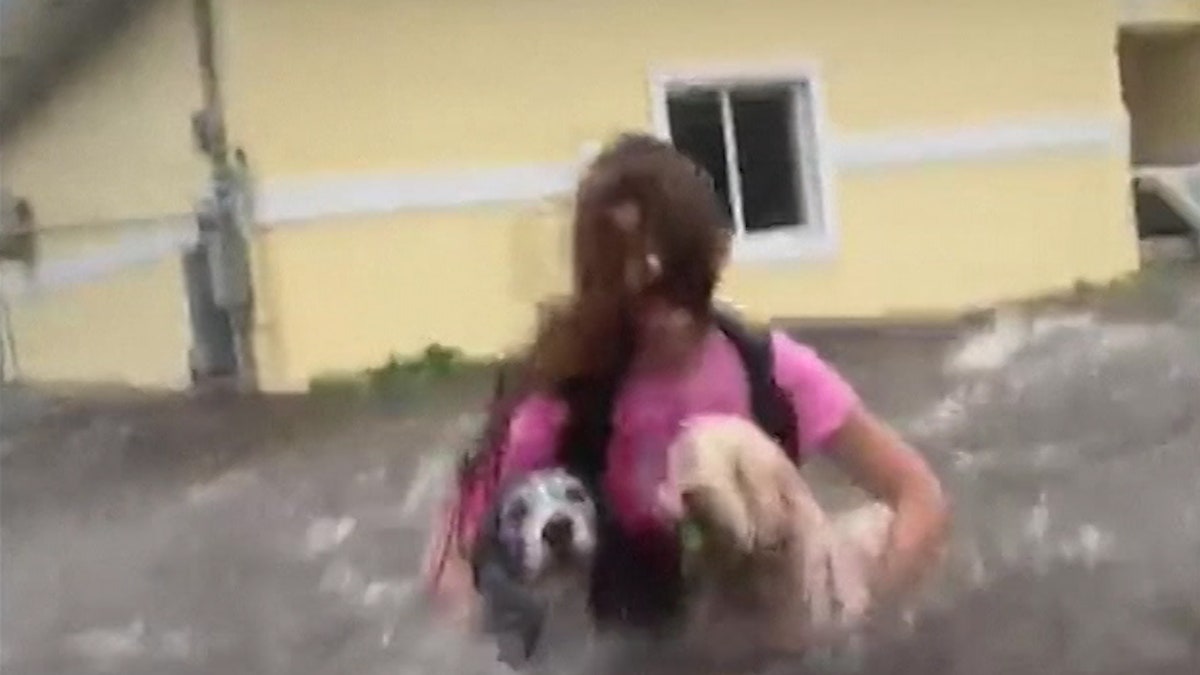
307;372;369;402
309;343;490;404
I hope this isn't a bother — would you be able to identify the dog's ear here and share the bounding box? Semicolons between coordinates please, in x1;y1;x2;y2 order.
477;558;547;666
470;498;505;586
494;623;544;668
673;431;758;554
692;482;756;555
472;496;548;666
661;434;705;521
732;436;793;551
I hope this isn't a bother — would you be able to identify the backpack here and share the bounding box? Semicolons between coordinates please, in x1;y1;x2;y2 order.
428;309;800;613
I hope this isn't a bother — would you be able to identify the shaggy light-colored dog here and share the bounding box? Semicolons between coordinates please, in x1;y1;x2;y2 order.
659;414;895;661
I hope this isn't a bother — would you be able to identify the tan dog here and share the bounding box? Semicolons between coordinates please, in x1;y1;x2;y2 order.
659;414;894;660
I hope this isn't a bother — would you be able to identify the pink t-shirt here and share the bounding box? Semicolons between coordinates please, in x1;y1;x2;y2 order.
495;329;861;536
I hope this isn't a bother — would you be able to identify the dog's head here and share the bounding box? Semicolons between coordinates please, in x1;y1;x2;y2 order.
490;468;598;586
659;415;805;563
472;468;599;666
658;416;890;656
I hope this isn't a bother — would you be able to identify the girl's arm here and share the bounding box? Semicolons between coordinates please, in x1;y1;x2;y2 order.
422;394;567;617
825;408;949;603
495;394;568;480
769;333;948;602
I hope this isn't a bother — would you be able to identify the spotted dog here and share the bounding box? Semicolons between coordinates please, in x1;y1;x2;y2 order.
472;468;600;670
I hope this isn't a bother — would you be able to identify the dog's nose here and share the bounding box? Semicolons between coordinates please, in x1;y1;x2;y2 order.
541;515;574;551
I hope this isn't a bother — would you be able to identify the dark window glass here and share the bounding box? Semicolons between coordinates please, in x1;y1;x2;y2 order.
731;85;803;232
666;88;733;223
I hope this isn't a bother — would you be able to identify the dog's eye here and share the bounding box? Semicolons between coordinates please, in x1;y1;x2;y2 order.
505;500;529;525
564;485;588;504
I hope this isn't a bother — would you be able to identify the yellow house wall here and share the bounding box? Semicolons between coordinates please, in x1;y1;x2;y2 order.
5;259;192;388
222;0;1122;174
1;0;205;388
725;155;1132;317
217;0;1139;390
251;211;540;386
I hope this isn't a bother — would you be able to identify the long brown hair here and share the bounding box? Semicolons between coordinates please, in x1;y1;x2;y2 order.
527;133;732;388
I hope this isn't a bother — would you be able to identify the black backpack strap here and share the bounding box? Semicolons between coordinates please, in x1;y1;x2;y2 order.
555;329;636;490
555;336;687;628
556;373;623;493
712;310;800;461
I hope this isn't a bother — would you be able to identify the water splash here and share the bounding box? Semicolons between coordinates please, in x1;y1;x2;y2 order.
305;516;357;557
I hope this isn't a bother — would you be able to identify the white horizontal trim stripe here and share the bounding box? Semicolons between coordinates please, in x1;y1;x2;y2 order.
2;221;197;301
257;115;1126;227
832;116;1126;171
2;115;1127;292
257;163;581;226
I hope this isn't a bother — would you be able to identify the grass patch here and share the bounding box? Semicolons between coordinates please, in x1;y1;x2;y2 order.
308;344;494;406
307;371;370;404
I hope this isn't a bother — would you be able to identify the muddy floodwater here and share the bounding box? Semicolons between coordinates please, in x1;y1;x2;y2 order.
3;268;1200;675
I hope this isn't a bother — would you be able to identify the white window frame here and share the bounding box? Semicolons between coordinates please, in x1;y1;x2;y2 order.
648;63;838;264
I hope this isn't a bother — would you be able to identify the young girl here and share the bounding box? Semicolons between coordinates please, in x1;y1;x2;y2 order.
423;133;948;634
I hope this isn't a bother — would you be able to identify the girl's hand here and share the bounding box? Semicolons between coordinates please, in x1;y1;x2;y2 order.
420;512;480;624
426;552;478;622
826;408;950;605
